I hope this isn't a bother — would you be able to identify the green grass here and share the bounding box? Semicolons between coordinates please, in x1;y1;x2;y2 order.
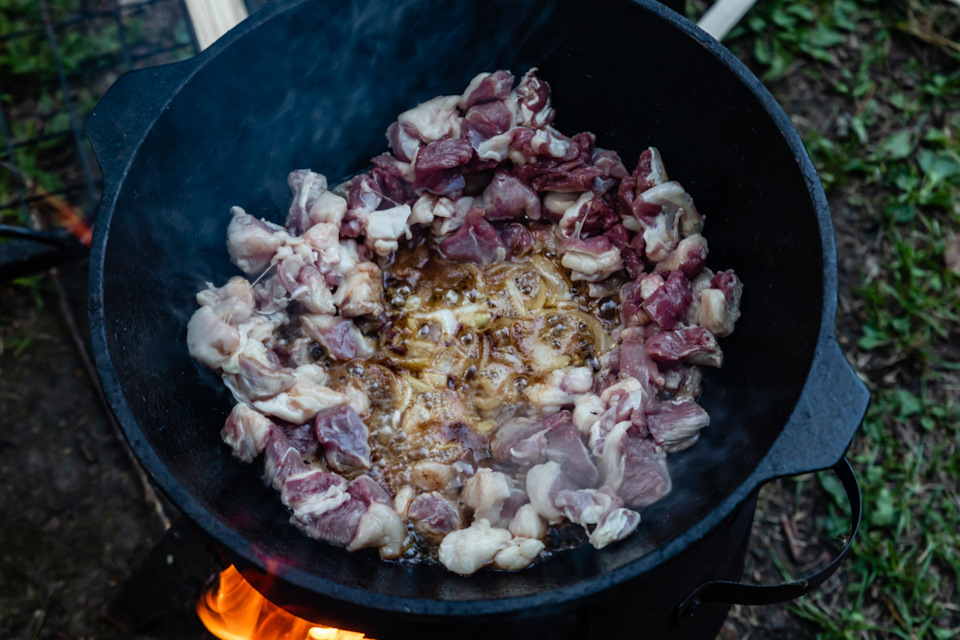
792;389;960;638
714;0;960;637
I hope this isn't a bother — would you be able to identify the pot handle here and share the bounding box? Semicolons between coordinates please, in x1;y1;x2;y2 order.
756;340;869;480
85;58;199;193
676;457;861;620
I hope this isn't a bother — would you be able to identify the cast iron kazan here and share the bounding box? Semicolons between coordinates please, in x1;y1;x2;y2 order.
86;1;868;638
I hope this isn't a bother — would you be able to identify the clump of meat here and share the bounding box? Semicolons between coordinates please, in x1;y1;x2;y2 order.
186;68;743;573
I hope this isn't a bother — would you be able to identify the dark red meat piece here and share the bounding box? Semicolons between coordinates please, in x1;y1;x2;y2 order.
491;417;547;466
407;492;462;540
315;404;372;473
262;425;309;491
542;413;599;487
439;208;506;265
463;70;514;109
483;171;541;221
645;327;722;367
642;270;692;330
617;430;671;508
462;101;513;145
502;223;535;257
515;69;555;128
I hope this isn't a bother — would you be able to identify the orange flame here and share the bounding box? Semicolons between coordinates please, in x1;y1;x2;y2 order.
41;188;93;248
197;565;371;640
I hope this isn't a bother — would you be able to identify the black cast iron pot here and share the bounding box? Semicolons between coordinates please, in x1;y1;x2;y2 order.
86;1;868;638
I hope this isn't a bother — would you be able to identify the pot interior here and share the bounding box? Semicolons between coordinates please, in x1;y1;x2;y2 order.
94;0;823;605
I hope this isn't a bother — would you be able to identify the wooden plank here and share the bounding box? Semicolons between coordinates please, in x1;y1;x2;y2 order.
184;0;250;51
696;0;760;41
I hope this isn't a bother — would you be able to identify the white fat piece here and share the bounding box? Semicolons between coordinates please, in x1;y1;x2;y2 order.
572;393;605;435
308;190;348;227
251;375;346;424
561;243;624;283
462;468;513;527
284;478;350;515
543;191;584;217
431;196;473;236
226;206;286;276
349;502;408;559
411;461;459;494
438;519;513;575
525;367;593;413
398;95;463;142
394;485;416;516
186;306;241;371
508;504;547;540
525;461;565;523
476;131;513;162
334;261;383;318
302;222;341;274
699;288;740;338
410;193;455;226
588;508;641;550
598;421;632;492
365;204;412;256
195;276;255;324
493;537;545;571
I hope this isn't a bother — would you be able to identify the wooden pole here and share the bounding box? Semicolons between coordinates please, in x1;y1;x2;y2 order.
183;0;250;50
697;0;760;41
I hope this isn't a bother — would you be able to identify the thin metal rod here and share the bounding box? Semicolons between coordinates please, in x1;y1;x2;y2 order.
0;129;73;159
38;0;101;210
110;0;136;69
0;224;71;244
0;0;175;42
0;182;96;213
0;105;32;226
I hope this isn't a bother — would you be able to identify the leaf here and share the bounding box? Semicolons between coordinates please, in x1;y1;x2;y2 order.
771;9;797;29
851;117;868;144
891;389;923;418
747;14;767;32
809;24;847;49
817;472;850;516
808;47;835;64
892;170;919;193
881;130;915;160
918;149;960;184
886;204;916;224
923;127;949;144
870;488;895;527
788;4;815;20
754;38;771;65
858;325;889;350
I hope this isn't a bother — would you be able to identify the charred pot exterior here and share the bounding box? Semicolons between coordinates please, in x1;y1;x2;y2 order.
186;68;743;574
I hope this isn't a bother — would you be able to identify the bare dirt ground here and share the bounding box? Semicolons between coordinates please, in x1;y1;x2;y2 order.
0;267;217;640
